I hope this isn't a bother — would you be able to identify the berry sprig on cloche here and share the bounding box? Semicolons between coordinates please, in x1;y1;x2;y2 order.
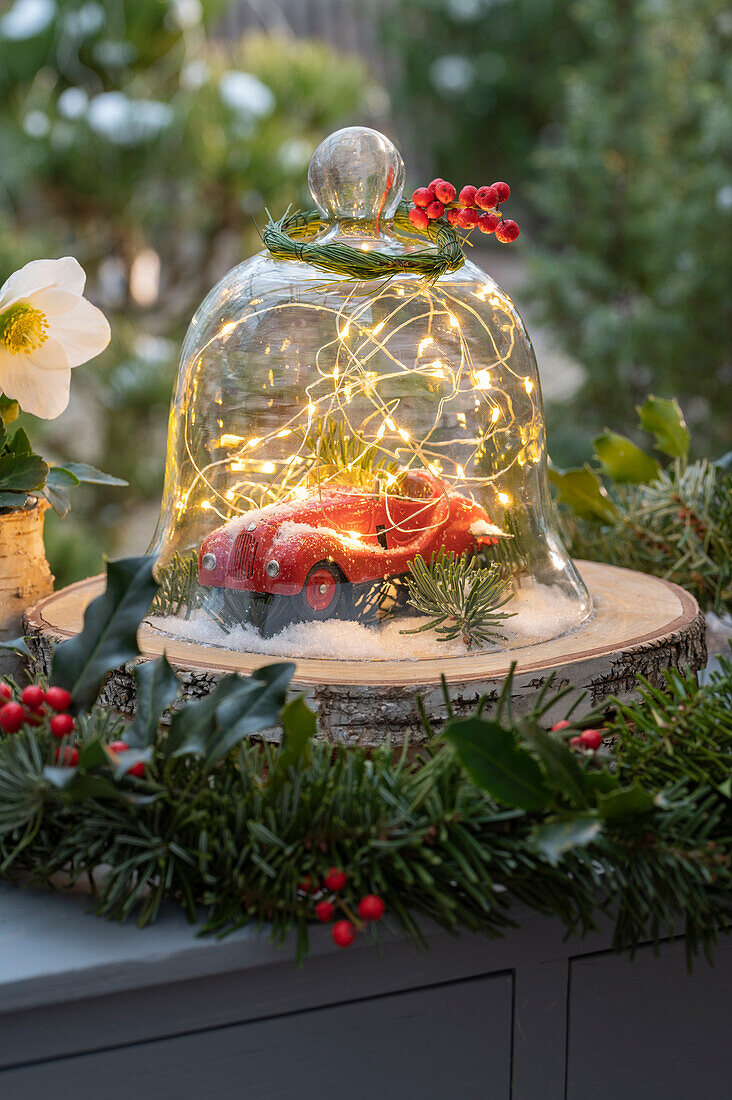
298;866;386;948
0;679;146;775
408;177;519;243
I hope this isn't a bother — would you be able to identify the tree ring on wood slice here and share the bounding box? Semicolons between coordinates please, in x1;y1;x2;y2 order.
23;561;706;747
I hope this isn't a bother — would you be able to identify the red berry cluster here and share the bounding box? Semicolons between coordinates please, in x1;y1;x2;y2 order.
552;720;603;752
408;177;519;243
0;679;146;775
298;866;386;948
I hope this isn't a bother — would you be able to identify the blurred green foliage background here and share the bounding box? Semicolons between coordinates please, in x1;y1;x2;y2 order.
1;0;729;587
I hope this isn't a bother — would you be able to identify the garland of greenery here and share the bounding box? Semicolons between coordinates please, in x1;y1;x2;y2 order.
0;557;730;964
261;202;465;282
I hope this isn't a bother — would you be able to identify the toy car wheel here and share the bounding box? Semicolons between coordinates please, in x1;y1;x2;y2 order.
299;562;349;620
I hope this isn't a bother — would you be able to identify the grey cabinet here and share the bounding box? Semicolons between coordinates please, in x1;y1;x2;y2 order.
0;882;729;1099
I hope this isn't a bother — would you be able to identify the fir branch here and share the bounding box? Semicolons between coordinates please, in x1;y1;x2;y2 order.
401;549;515;649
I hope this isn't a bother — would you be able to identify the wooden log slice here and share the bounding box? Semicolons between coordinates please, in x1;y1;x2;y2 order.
24;561;706;747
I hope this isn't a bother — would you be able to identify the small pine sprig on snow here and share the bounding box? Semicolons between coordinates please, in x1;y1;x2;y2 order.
401;548;516;649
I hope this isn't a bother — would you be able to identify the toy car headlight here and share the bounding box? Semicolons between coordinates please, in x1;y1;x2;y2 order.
266;559;280;578
201;552;217;571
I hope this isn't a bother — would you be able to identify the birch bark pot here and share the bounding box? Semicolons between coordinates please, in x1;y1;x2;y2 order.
0;501;54;677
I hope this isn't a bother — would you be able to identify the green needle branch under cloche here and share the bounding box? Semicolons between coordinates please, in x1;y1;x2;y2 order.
401;549;516;649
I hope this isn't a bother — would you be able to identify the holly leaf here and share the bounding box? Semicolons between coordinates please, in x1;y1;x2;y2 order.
124;655;180;749
165;674;243;759
593;432;661;485
519;721;589;808
597;783;655;820
548;465;619;523
206;662;296;766
0;635;33;658
0;452;48;493
637;395;690;460
268;693;317;792
50;557;158;715
57;462;128;487
531;815;602;865
444;716;550;811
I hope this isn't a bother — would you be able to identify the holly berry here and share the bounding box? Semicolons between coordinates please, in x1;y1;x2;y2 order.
408;206;430;230
580;729;603;751
458;184;477;207
323;867;348;892
298;874;318;894
55;745;79;767
551;720;572;732
412;187;433;209
569;736;583;749
108;740;145;777
315;900;336;922
0;702;25;733
475;185;499;211
21;685;44;709
50;713;75;739
425;200;445;220
445;208;460;225
44;686;72;711
332;920;356;948
434;180;456;204
0;683;12;700
477;213;500;234
492;181;510;203
457;207;479;229
495;219;520;243
357;894;386;922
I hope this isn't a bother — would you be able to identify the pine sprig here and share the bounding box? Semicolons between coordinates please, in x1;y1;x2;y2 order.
401;549;515;648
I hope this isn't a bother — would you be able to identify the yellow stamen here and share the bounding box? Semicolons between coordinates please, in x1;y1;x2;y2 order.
0;304;49;355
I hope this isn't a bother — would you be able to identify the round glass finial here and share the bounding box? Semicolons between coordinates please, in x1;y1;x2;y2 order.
308;126;405;222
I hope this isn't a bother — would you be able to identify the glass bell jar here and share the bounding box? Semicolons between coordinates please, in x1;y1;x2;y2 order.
148;126;591;660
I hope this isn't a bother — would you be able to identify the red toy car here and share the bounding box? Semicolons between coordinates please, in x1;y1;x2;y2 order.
198;469;503;621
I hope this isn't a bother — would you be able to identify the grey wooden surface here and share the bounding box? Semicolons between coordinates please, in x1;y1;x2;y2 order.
1;881;730;1099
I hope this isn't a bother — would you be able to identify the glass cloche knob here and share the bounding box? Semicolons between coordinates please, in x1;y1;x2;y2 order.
307;126;406;222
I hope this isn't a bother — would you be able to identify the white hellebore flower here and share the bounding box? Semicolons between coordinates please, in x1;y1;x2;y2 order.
0;257;111;419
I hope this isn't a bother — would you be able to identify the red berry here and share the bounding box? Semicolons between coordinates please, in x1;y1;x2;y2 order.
495;219;520;243
108;741;144;777
477;213;500;234
428;178;444;192
0;702;25;733
458;185;477;207
445;208;460;225
50;713;75;739
408;206;430;230
55;745;79;767
21;685;45;709
457;207;479;229
425;200;445;220
315;900;336;922
569;736;583;749
0;683;12;700
323;867;348;892
332;920;356;948
298;875;318;894
433;180;456;204
44;686;72;711
357;894;386;922
475;185;500;211
412;187;433;209
551;720;571;732
580;729;603;751
492;181;510;202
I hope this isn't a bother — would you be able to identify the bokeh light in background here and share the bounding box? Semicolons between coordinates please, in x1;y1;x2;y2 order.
1;0;728;587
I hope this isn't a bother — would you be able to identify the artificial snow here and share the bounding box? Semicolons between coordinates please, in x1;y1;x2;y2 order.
148;582;587;661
